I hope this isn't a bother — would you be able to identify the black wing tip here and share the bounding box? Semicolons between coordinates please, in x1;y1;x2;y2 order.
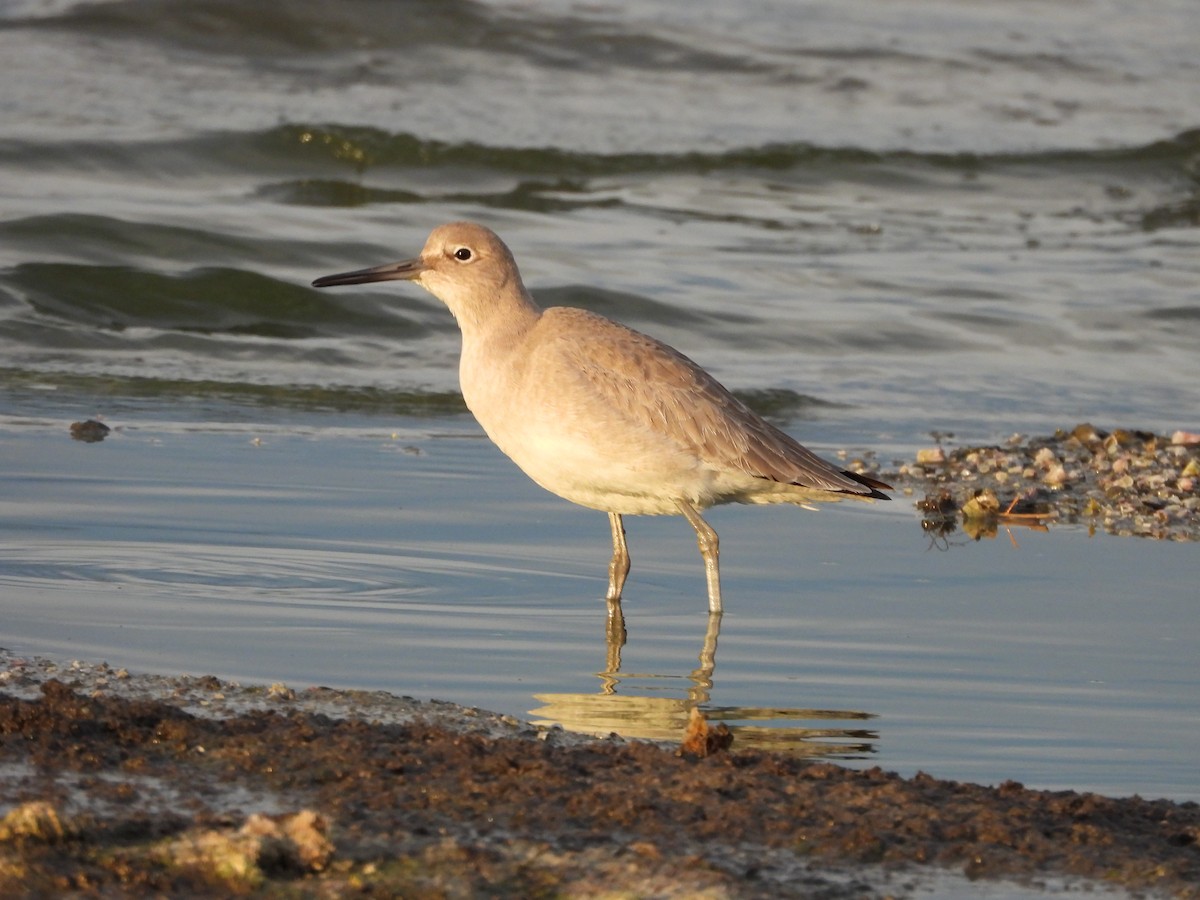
842;470;893;500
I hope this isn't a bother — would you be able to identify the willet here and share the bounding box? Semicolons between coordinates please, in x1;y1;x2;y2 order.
313;222;890;613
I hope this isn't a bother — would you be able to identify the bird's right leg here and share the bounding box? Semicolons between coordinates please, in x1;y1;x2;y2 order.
606;512;631;601
676;500;722;615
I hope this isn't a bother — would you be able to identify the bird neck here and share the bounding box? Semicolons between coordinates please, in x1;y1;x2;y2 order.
451;283;541;348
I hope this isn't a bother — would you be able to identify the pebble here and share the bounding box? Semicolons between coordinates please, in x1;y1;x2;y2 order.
882;423;1200;542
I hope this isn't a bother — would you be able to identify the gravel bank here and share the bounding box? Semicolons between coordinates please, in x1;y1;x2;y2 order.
859;424;1200;543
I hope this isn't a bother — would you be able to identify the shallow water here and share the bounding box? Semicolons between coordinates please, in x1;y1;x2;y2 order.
1;0;1197;803
2;408;1196;802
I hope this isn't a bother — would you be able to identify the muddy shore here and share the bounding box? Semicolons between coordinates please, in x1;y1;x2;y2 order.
2;653;1198;899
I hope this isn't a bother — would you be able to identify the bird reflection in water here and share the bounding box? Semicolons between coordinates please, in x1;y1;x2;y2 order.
531;599;879;759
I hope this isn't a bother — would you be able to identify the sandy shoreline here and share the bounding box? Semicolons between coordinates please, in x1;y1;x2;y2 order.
2;651;1197;899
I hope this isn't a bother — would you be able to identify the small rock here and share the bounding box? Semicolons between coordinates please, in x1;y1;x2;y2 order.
69;419;110;443
1033;447;1057;469
267;682;295;701
1044;464;1070;486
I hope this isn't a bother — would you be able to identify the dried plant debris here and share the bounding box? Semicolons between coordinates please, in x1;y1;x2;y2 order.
678;707;734;759
892;424;1199;541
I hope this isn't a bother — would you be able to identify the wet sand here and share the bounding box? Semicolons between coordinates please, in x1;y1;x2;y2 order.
2;653;1197;899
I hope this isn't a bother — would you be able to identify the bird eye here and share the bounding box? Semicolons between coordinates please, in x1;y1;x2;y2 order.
453;247;472;261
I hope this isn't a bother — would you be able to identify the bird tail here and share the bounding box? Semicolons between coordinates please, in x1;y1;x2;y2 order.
841;470;893;500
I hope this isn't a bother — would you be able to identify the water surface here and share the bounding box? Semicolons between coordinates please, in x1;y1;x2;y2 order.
1;0;1197;802
2;410;1195;801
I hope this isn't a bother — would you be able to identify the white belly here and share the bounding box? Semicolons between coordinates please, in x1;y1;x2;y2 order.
480;411;716;515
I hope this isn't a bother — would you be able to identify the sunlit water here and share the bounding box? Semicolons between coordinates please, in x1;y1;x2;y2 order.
0;0;1197;806
2;0;1199;451
2;408;1195;802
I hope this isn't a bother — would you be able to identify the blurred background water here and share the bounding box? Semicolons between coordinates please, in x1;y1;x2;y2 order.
1;0;1197;800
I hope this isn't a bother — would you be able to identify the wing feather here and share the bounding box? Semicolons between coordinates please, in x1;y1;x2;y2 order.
537;308;886;497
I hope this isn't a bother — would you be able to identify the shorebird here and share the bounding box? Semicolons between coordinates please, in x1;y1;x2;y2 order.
313;222;890;613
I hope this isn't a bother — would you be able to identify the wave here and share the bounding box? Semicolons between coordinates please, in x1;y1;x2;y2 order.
4;124;1197;182
0;364;832;423
2;261;436;340
273;123;1200;180
3;125;1194;232
0;366;470;416
2;0;764;73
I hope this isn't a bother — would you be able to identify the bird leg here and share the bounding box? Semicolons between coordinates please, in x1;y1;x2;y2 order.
687;611;722;703
606;512;630;601
604;595;626;677
676;500;722;614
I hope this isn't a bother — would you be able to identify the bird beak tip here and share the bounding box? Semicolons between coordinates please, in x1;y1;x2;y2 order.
311;258;424;289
